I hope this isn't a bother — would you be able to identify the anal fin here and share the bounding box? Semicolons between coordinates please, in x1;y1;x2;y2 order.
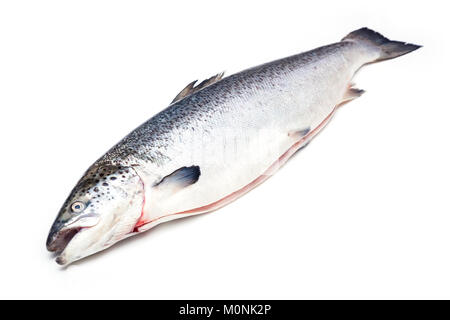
339;84;365;106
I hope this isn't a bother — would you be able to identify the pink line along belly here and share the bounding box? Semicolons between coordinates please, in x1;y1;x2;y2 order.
136;106;338;230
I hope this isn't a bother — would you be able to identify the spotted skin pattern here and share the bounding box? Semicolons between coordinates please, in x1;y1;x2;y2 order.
47;28;420;265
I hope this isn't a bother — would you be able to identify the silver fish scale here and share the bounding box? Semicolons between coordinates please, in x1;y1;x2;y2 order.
47;27;421;265
97;43;349;169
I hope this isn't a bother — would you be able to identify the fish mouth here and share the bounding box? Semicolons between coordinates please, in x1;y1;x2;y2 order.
46;213;100;256
46;226;83;254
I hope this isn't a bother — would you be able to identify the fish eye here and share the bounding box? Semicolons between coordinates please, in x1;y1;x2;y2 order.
71;201;85;213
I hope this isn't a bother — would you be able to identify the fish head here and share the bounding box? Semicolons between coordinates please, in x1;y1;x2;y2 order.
46;164;144;266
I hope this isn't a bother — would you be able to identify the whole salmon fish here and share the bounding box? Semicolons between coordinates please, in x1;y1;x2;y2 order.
47;28;420;265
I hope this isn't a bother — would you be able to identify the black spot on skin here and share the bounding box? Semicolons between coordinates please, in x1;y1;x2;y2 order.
103;182;108;187
94;187;99;192
110;177;117;180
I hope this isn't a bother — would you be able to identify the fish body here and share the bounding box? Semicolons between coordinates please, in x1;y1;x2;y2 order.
47;28;420;265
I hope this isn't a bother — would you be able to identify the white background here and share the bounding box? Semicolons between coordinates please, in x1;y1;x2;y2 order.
0;0;448;299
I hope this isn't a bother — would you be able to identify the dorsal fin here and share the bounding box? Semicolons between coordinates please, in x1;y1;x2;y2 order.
171;72;224;104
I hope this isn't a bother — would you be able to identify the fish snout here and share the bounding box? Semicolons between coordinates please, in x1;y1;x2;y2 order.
46;221;62;251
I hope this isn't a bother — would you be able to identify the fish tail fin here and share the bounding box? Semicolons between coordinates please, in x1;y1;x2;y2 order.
342;27;421;62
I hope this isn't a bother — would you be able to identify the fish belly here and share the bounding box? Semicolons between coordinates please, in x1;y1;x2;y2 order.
137;44;365;231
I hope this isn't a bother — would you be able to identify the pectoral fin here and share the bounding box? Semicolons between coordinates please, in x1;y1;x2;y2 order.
154;166;201;196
